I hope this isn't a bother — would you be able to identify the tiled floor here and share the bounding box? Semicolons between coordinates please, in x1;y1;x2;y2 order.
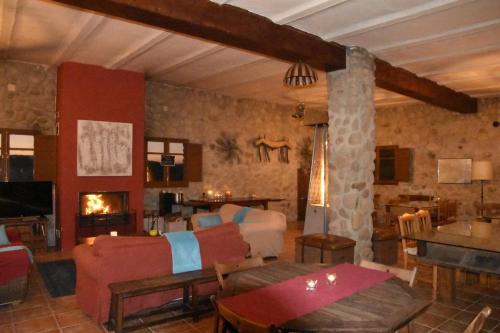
1;221;499;333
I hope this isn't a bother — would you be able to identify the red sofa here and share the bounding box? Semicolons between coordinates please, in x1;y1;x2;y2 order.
0;229;31;305
73;223;249;323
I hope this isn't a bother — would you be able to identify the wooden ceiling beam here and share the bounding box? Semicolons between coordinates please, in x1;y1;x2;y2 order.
49;0;477;113
375;58;477;113
49;0;346;72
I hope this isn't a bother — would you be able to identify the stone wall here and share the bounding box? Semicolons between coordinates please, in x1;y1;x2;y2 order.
0;60;56;134
375;97;500;220
145;81;312;221
327;47;376;262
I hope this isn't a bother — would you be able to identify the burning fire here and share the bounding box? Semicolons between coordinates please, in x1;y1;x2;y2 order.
85;194;110;215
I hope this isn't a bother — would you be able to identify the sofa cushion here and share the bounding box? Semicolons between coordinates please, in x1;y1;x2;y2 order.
0;225;10;245
197;215;223;228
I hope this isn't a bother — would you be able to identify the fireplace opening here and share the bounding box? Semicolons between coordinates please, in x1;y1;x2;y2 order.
77;190;134;238
79;191;128;216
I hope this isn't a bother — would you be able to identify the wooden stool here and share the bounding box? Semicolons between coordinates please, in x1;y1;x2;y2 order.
295;233;356;264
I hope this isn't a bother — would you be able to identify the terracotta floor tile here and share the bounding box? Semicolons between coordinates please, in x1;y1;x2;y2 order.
0;323;14;333
0;312;11;325
151;320;196;333
452;310;476;325
428;303;461;317
48;296;80;314
12;296;48;311
412;323;433;333
436;320;468;333
14;315;58;333
61;323;105;333
415;312;448;327
55;309;94;328
483;317;500;331
12;305;52;322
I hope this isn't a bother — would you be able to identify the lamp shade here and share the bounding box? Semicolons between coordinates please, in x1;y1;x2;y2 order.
283;61;318;87
472;160;493;181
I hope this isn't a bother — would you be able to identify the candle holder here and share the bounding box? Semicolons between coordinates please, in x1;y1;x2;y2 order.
306;279;318;291
326;273;337;285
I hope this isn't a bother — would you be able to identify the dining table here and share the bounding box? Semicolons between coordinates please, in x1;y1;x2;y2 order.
406;220;500;302
218;262;432;333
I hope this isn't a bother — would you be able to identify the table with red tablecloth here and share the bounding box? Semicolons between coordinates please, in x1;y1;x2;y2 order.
218;262;432;333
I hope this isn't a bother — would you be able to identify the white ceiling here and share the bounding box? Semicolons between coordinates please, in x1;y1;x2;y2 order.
1;0;500;109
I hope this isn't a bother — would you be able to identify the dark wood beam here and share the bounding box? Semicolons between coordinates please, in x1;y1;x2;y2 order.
49;0;346;72
50;0;478;113
375;58;477;113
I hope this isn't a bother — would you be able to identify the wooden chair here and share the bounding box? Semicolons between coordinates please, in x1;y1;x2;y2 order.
438;199;458;225
214;256;264;291
398;212;437;299
360;259;417;287
217;300;278;333
463;306;492;333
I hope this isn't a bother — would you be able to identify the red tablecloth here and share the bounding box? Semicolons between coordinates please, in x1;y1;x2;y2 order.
219;263;394;326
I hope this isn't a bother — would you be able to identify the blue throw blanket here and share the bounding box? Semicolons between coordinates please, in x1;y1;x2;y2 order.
233;207;252;224
164;231;202;274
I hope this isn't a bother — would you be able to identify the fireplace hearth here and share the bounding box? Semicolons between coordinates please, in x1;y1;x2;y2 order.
76;191;135;239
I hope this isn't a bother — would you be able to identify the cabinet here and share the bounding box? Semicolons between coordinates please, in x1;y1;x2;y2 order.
375;146;411;184
0;217;48;253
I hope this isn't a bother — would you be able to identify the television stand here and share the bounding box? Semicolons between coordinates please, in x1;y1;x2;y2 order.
0;216;48;253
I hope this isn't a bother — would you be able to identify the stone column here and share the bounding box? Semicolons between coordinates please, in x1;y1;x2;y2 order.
327;46;376;262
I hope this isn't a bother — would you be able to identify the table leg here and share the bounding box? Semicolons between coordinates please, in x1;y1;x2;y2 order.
115;295;124;333
437;266;456;303
183;285;189;306
192;283;199;322
107;293;117;331
263;201;268;210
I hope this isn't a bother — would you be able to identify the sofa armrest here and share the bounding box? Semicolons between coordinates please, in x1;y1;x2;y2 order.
191;212;221;231
243;210;287;232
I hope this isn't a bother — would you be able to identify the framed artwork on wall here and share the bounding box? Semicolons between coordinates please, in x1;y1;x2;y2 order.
437;158;472;184
77;120;133;176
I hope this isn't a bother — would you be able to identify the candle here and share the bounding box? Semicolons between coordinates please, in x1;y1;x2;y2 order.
326;273;337;285
225;190;232;199
110;231;118;237
306;279;318;291
207;190;214;199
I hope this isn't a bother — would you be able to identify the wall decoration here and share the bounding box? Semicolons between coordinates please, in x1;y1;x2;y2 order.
254;136;291;163
77;120;133;176
211;132;242;164
437;158;472;184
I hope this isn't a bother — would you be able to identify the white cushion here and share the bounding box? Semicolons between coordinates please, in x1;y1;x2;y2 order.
404;247;418;256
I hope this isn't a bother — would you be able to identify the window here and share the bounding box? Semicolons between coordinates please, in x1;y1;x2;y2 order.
0;129;37;182
145;138;188;187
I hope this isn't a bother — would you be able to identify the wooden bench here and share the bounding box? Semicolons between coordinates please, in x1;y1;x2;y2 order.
107;268;217;333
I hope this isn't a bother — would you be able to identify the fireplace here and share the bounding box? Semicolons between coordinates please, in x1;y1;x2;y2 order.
76;191;135;239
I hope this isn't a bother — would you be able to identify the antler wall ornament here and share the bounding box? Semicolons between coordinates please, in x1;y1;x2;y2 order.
254;136;292;163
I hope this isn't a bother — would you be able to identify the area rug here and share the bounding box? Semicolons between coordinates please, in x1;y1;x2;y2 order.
37;259;76;297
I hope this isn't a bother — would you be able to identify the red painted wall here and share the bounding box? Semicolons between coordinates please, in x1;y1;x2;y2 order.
57;62;145;250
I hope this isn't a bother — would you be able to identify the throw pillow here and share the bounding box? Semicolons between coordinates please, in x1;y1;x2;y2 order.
0;225;10;245
198;215;223;228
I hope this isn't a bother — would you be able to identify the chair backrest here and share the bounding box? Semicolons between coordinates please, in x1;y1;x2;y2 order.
218;299;277;333
463;306;492;333
415;209;433;231
214;256;264;290
360;259;417;287
398;213;420;253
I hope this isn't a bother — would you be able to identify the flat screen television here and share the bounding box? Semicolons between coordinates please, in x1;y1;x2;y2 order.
0;181;53;218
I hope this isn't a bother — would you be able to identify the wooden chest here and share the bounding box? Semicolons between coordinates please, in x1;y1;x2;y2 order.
295;233;356;264
372;225;399;265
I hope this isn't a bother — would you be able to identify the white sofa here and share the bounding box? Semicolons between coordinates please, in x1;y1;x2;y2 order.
191;204;287;258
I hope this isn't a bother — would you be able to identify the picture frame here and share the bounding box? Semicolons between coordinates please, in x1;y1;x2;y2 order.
160;154;175;166
437;158;472;184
